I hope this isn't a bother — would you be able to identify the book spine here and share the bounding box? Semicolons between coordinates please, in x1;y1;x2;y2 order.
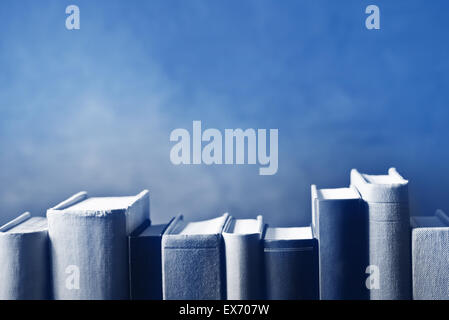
367;202;411;300
264;240;318;300
317;199;369;300
47;212;130;299
412;227;449;300
129;222;164;300
162;234;225;300
0;229;50;299
311;185;319;239
223;233;264;299
351;169;411;300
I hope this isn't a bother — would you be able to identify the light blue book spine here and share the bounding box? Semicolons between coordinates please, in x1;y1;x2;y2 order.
47;190;149;300
222;216;264;300
0;213;50;300
162;214;229;300
411;210;449;300
351;168;411;300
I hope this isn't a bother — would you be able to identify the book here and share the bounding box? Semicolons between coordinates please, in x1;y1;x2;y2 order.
129;218;175;300
222;215;264;300
311;185;319;239
263;226;319;300
312;185;369;300
47;190;149;300
411;209;449;300
0;212;50;300
350;168;411;300
162;213;230;300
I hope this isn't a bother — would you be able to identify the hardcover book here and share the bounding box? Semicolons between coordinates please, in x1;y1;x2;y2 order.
312;185;369;300
263;226;319;300
411;209;449;300
129;218;175;300
162;213;230;300
0;212;50;300
222;215;264;300
351;168;411;300
47;190;149;300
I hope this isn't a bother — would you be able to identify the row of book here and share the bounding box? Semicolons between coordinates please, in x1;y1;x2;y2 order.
0;168;448;300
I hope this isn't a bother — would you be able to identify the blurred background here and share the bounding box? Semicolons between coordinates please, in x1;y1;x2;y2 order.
1;0;448;226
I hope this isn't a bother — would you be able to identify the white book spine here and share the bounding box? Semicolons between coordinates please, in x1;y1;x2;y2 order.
411;210;449;300
0;213;50;300
47;190;149;300
223;216;264;300
351;168;411;300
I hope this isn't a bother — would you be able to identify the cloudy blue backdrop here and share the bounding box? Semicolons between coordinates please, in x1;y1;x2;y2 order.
1;0;448;226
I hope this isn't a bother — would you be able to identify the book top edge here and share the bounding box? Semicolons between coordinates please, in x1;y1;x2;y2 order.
350;168;408;202
315;186;360;201
0;213;47;234
165;213;230;236
48;190;149;215
351;168;408;186
264;226;313;241
223;215;263;235
132;219;175;238
411;210;449;228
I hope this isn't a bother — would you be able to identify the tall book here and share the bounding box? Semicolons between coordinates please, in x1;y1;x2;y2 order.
162;213;230;300
351;168;411;300
311;185;369;300
222;215;264;300
411;209;449;300
263;226;318;300
47;190;149;300
0;213;50;300
129;218;175;300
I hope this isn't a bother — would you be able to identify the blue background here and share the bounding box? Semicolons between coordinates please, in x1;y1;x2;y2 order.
1;0;448;226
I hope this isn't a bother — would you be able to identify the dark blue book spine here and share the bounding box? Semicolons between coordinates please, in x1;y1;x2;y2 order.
264;239;318;300
317;199;369;300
